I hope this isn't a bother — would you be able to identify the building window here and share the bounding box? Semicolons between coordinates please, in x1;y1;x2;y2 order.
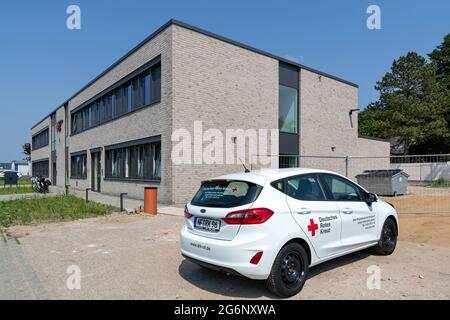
279;85;298;134
105;95;112;121
32;159;49;178
32;128;49;151
114;88;122;117
279;155;298;168
153;142;161;179
151;63;161;102
137;145;145;178
132;78;140;110
122;84;130;113
105;137;161;181
71;153;87;179
70;60;161;135
71;114;78;134
87;106;92;127
99;99;105;123
111;149;122;178
111;94;116;118
92;102;99;126
84;107;90;130
139;71;151;106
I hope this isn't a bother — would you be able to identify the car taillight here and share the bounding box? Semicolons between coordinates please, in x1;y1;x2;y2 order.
223;208;274;225
184;205;193;219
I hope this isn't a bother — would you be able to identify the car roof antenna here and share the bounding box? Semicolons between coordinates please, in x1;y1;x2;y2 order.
239;158;251;173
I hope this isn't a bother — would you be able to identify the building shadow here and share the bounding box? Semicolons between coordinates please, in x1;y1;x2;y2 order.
178;249;373;299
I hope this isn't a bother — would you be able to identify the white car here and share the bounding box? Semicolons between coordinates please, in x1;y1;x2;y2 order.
180;168;398;297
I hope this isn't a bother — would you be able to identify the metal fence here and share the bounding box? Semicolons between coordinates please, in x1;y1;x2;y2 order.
255;154;450;214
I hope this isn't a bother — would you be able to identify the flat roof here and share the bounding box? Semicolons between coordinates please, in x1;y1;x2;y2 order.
31;19;358;130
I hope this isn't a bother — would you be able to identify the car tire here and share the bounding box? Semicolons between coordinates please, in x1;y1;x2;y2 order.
265;243;309;298
373;218;397;255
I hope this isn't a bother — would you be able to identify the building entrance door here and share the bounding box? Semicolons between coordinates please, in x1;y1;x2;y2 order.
91;152;101;192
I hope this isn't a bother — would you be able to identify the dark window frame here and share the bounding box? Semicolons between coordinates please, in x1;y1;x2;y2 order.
32;127;50;151
70;152;88;179
104;136;161;182
70;58;161;136
279;84;299;134
32;159;50;178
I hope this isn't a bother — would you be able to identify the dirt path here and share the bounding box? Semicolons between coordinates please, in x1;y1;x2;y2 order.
398;214;450;247
5;213;450;300
381;194;450;214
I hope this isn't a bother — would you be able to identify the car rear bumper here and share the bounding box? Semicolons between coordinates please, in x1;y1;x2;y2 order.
180;224;275;280
182;254;243;277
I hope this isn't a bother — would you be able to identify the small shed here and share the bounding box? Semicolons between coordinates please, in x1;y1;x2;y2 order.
356;169;409;196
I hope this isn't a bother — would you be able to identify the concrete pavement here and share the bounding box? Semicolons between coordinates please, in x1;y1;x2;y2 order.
50;186;184;216
0;193;51;202
0;229;47;299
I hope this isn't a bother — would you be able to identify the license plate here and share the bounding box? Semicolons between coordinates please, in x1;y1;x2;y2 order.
195;217;221;232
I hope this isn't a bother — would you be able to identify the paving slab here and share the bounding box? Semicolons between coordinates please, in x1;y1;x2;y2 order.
0;229;48;300
50;186;184;216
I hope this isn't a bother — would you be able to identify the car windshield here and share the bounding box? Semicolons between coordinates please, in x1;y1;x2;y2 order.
191;180;262;208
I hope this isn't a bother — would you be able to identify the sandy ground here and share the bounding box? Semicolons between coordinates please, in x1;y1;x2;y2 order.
3;211;449;300
381;194;450;214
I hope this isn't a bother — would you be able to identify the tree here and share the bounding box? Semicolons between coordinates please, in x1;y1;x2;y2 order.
22;143;31;162
428;33;450;151
429;34;450;89
359;51;450;154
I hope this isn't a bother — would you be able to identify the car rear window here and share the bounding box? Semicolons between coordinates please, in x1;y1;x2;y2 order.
191;180;262;208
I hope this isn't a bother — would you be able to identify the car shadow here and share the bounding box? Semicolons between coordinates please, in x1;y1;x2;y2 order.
178;249;373;299
306;249;372;279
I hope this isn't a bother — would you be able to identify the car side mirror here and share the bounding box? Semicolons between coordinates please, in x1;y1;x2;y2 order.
366;193;377;206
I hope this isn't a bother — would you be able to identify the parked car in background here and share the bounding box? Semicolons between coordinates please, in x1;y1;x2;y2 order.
180;168;399;297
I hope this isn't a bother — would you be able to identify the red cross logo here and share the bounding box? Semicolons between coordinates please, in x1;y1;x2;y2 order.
307;219;319;237
231;186;238;192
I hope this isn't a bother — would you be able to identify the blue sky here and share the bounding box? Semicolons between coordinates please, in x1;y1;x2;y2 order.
0;0;449;162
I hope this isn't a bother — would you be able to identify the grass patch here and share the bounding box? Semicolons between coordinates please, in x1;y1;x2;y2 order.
0;177;32;186
428;179;450;188
0;195;117;228
0;186;35;195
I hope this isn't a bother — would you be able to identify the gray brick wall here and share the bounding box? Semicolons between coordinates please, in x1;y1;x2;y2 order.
299;68;389;157
300;68;359;157
66;26;173;203
171;25;279;205
30;118;51;176
299;68;390;178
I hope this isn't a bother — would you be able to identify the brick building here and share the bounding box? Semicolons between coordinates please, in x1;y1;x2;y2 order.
30;19;389;205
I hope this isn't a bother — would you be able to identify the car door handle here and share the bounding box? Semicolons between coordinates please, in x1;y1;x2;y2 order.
296;208;311;215
342;208;353;214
